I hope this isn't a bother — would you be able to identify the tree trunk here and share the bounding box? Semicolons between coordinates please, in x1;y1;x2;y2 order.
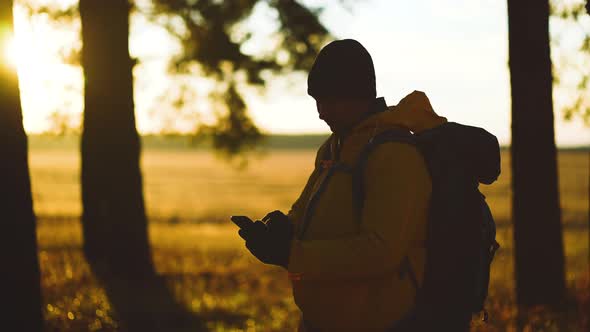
80;0;154;277
0;1;43;329
507;0;566;308
78;4;210;330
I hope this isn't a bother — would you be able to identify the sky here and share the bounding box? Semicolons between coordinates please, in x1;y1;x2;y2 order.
6;0;590;146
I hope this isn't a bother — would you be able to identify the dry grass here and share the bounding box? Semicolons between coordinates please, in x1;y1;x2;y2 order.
31;148;589;331
29;150;588;225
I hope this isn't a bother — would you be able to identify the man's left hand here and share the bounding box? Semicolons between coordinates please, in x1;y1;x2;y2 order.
238;212;293;268
262;210;294;269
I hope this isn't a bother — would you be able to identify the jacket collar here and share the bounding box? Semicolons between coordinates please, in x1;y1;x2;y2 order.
335;97;388;141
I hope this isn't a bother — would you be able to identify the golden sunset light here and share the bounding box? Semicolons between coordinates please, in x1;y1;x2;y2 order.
1;1;588;331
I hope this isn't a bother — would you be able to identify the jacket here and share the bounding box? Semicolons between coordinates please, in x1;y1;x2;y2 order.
287;96;446;331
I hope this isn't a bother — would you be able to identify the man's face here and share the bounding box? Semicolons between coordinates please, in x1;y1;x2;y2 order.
315;97;371;135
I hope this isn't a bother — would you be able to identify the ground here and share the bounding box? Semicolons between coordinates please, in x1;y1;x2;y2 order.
30;147;589;331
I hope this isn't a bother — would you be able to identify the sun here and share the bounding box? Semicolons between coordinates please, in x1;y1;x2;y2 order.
2;29;51;71
3;34;18;68
1;7;63;73
1;23;40;71
0;9;84;134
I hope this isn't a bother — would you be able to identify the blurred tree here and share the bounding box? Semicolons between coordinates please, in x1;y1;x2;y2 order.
547;0;590;306
23;0;335;157
550;0;590;124
507;0;566;310
140;0;332;156
0;0;43;330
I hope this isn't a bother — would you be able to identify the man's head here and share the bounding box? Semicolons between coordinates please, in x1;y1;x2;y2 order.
308;39;377;135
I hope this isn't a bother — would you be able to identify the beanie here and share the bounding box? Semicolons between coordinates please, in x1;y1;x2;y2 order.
307;39;376;99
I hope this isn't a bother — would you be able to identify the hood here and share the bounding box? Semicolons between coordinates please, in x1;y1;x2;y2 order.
352;91;447;135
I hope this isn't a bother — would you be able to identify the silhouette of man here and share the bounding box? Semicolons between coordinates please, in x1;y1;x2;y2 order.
236;39;446;331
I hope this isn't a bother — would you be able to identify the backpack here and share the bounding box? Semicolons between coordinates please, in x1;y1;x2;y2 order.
351;123;501;329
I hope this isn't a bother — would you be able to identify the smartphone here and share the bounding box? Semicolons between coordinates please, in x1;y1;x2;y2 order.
230;215;254;229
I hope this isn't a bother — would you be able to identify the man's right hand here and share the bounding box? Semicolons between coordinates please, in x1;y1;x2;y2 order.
392;90;435;115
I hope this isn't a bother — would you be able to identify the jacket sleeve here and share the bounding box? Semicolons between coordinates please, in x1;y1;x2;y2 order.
287;168;318;226
287;142;432;280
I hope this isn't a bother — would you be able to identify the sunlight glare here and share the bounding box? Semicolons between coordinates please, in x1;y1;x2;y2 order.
3;34;18;68
4;7;85;134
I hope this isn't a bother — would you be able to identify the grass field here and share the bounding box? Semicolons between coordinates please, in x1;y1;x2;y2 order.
30;144;589;331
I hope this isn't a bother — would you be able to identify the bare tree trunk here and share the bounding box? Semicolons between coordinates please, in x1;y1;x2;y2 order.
80;0;154;277
0;1;43;329
507;0;566;308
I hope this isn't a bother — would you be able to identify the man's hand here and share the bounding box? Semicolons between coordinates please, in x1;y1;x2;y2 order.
236;211;293;268
238;220;275;264
262;210;294;269
262;210;293;236
392;90;435;115
389;90;446;133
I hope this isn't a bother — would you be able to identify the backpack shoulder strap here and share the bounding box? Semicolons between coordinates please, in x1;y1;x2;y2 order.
351;129;421;292
351;128;417;221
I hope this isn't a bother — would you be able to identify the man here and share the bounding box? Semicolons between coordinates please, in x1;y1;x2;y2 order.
235;39;448;331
